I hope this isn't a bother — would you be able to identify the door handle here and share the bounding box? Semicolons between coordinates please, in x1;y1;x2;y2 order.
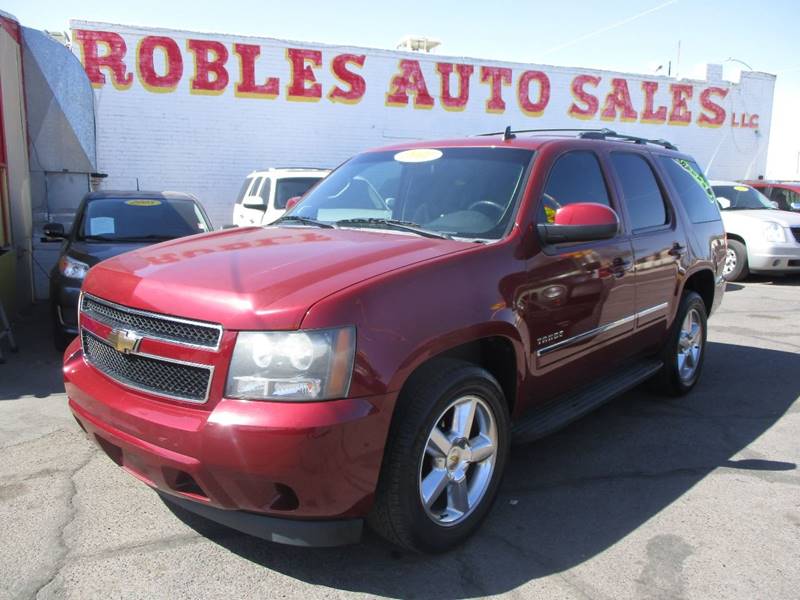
668;243;687;257
611;257;631;277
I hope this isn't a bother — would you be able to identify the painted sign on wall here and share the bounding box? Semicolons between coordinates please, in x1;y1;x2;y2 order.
71;21;776;226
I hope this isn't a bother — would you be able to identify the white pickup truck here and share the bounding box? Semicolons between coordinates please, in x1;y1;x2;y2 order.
232;168;329;227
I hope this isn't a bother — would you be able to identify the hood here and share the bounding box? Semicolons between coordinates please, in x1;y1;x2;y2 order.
82;226;471;330
67;240;150;266
721;209;800;230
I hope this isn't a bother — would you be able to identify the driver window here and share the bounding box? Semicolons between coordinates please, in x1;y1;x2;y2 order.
539;151;611;223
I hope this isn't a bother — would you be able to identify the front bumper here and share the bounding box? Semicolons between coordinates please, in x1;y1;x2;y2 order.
63;339;396;546
748;241;800;273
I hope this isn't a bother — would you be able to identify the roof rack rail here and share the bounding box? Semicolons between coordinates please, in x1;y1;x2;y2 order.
268;166;329;171
476;127;678;151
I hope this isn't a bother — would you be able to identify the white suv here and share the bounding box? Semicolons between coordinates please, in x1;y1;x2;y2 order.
711;180;800;281
232;168;329;227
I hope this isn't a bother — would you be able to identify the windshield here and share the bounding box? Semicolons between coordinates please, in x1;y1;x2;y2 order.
285;147;534;240
275;177;324;209
711;185;775;210
78;197;210;242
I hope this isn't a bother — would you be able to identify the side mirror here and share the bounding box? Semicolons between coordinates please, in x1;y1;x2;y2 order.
284;196;302;211
790;202;800;211
242;196;266;210
768;200;779;209
716;197;731;209
43;222;66;239
537;203;619;244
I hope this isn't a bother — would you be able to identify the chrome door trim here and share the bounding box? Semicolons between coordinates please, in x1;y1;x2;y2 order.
536;302;669;357
636;301;669;319
536;314;635;357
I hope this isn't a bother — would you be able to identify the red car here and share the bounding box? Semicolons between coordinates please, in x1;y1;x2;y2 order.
64;130;726;553
742;180;800;212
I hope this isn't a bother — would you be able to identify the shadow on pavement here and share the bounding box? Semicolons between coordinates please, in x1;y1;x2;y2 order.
167;341;798;598
744;274;800;286
0;304;67;401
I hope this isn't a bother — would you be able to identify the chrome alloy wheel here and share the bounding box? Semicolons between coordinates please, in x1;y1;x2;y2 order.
723;248;737;276
418;395;498;526
677;308;703;383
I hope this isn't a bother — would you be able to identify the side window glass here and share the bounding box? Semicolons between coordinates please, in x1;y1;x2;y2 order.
658;157;720;223
538;151;610;224
243;177;263;203
257;178;272;203
611;153;668;231
236;177;255;204
770;187;794;210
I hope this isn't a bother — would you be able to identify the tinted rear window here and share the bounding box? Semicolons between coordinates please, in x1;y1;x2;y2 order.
610;153;668;231
659;157;720;223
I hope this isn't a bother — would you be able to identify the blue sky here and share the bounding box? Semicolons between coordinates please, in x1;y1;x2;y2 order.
5;0;799;175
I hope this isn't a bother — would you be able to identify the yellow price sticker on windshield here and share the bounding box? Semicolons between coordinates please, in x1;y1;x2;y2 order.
125;199;162;207
733;186;750;192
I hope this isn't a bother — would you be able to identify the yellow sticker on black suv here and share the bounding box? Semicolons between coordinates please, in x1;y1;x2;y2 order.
125;199;162;207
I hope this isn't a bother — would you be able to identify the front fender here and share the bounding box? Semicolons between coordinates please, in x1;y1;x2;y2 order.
300;241;526;403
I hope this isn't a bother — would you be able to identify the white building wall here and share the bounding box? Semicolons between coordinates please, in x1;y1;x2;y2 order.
71;20;776;227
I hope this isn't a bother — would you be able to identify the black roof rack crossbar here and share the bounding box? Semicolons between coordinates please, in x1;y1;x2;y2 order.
476;127;678;151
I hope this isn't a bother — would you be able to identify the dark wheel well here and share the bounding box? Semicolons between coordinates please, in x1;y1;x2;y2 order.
683;269;715;316
407;337;518;414
726;233;746;245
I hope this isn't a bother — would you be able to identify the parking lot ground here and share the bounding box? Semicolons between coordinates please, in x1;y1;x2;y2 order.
1;277;798;600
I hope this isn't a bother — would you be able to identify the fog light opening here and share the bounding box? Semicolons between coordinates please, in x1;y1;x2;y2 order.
270;483;299;511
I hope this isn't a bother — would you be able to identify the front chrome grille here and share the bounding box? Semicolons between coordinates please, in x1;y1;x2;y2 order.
791;227;800;244
82;330;212;403
81;294;221;350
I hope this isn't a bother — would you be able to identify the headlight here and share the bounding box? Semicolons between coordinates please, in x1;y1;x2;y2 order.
225;327;355;401
762;221;786;243
59;255;90;279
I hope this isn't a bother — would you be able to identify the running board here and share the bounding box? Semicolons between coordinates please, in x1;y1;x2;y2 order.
512;359;663;445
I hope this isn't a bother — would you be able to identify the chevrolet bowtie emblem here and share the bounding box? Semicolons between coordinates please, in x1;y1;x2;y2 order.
107;328;142;354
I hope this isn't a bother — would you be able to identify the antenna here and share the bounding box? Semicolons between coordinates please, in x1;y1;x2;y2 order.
503;126;516;141
136;177;140;191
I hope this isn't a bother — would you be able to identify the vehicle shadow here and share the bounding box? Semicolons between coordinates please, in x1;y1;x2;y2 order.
744;274;800;286
0;303;67;401
166;341;798;598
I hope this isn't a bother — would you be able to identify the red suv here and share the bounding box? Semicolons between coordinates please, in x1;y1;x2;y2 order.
741;180;800;212
64;129;726;553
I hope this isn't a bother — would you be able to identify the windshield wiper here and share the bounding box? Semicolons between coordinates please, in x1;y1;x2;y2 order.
273;215;335;229
336;218;452;240
81;234;116;242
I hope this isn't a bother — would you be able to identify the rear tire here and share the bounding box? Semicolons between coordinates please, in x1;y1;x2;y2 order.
723;239;748;282
651;291;707;396
368;359;510;553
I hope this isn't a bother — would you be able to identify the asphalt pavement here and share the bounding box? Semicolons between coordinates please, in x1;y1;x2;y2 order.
1;276;798;599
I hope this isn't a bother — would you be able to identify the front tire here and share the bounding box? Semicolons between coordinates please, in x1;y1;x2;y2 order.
368;359;510;553
723;239;748;282
651;291;708;396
